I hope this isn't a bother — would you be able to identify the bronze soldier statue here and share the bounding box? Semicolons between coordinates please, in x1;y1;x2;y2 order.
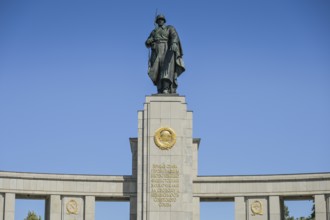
145;15;185;94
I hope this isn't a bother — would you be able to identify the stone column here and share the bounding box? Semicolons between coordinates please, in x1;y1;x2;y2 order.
85;196;95;220
315;194;327;220
130;196;137;220
136;110;145;220
0;194;4;220
130;139;138;219
46;195;61;220
235;196;246;220
4;193;15;220
192;139;200;179
269;196;281;220
193;197;200;220
136;95;195;220
327;195;330;220
130;138;138;178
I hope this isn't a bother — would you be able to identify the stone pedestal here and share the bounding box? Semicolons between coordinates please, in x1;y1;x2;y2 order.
135;95;196;220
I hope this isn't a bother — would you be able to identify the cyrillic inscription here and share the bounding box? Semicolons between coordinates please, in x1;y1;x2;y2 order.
151;164;180;207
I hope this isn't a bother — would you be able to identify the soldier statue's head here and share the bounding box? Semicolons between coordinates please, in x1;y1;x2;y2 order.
155;14;166;24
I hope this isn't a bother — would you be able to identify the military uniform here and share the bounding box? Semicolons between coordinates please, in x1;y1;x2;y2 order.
145;15;185;94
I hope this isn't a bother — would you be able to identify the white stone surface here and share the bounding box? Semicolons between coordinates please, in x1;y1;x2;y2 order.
327;195;330;220
4;193;15;220
193;197;200;220
47;195;61;220
84;196;95;220
0;171;135;197
0;194;4;220
235;197;246;220
269;196;281;220
0;171;328;220
137;95;195;220
315;194;327;220
193;173;330;198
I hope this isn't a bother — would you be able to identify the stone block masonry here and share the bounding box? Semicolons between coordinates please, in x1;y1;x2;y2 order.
0;95;329;220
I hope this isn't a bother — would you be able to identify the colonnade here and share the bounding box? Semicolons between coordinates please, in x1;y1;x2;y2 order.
0;171;329;219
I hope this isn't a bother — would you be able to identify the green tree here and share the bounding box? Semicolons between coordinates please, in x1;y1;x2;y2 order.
304;202;315;220
308;203;315;220
284;204;295;220
24;211;41;220
284;202;315;220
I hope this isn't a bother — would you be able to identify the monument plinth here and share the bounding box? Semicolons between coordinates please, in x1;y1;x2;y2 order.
130;95;200;220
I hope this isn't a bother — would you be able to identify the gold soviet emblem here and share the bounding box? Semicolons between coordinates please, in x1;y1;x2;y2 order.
154;127;176;150
251;200;263;215
66;199;78;215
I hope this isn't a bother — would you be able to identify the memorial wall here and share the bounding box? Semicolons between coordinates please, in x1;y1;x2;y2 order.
1;95;330;220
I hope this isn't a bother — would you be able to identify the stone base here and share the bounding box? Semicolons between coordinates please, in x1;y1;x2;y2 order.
135;95;196;220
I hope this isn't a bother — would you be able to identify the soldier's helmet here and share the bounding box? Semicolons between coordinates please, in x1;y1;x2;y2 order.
155;14;166;23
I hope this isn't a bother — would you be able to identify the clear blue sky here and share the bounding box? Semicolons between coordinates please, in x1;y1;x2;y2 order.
1;0;329;219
